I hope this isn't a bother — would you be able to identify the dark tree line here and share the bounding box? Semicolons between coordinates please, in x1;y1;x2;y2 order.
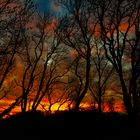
0;0;140;118
90;0;140;116
57;0;140;116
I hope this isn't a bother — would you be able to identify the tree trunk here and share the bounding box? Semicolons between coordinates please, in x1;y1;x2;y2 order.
75;98;82;111
132;80;139;115
74;47;91;111
0;96;22;119
98;91;102;113
119;74;133;116
98;75;102;113
21;94;27;113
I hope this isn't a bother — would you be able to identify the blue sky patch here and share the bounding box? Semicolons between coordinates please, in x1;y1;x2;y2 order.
36;0;51;12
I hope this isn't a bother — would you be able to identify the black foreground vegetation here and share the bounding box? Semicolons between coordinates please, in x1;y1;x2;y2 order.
0;111;140;139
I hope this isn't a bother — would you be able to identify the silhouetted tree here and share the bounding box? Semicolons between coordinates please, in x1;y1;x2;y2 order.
14;11;70;113
57;0;98;110
90;38;114;113
65;56;87;110
90;0;140;116
30;14;70;112
0;0;35;118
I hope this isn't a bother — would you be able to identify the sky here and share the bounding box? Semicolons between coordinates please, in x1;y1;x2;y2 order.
36;0;51;12
36;0;64;16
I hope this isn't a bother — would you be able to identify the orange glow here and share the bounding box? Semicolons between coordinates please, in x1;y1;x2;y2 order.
88;21;133;38
102;101;125;112
45;19;58;33
69;49;78;59
119;22;135;33
0;57;125;119
0;97;125;119
86;17;101;38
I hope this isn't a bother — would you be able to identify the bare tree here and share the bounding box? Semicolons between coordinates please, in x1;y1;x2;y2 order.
57;0;98;110
90;0;140;116
31;16;70;112
65;56;86;110
0;0;35;118
14;11;70;113
90;38;114;113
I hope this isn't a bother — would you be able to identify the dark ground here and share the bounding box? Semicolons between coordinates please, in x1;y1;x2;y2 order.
0;111;140;139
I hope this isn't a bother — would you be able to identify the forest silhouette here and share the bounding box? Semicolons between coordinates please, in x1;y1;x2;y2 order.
0;0;140;139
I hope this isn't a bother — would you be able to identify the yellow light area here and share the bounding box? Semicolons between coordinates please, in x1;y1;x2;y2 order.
0;98;125;119
50;102;69;111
